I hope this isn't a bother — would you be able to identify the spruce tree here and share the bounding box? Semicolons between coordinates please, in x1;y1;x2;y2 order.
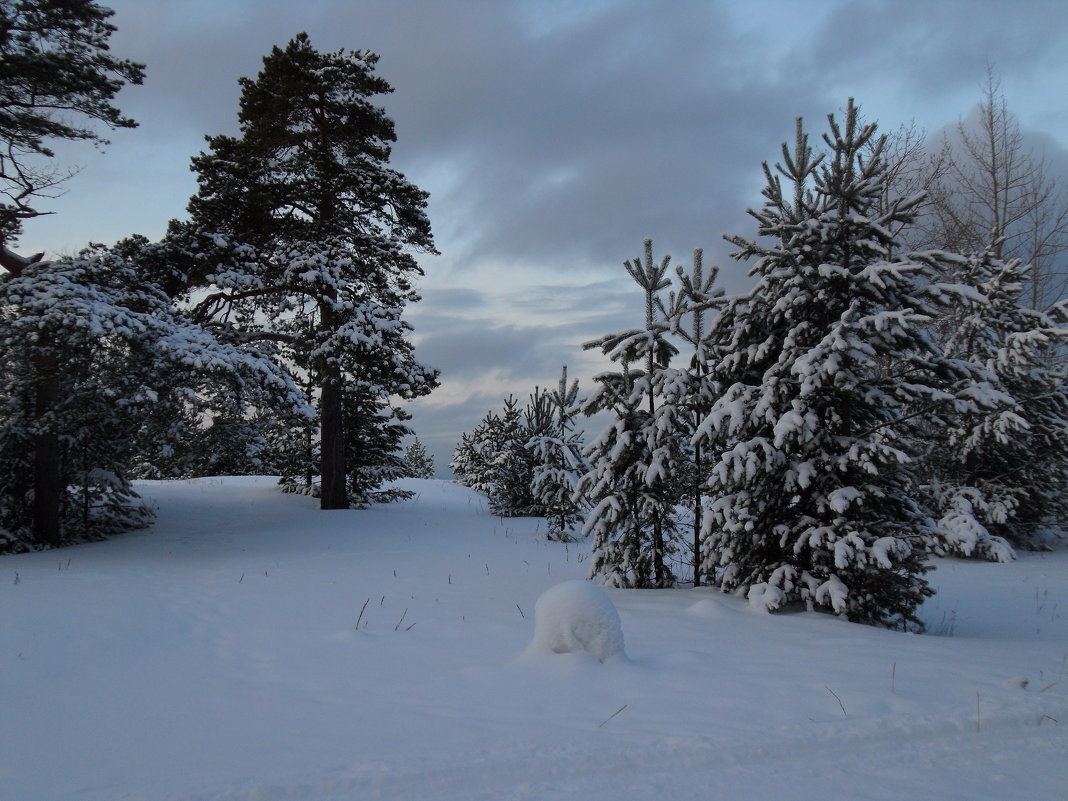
344;388;415;505
696;101;974;629
579;364;656;586
450;430;483;487
452;409;504;496
485;394;538;516
184;34;437;510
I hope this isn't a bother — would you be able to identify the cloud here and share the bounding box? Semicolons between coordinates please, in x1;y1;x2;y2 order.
16;0;1068;478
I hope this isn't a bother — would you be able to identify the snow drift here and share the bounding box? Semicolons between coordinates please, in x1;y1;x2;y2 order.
525;579;626;662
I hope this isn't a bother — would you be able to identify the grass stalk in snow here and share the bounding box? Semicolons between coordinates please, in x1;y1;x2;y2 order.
598;704;628;728
826;686;848;718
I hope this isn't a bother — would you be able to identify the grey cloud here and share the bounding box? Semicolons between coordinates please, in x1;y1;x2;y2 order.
415;322;572;382
24;0;1068;477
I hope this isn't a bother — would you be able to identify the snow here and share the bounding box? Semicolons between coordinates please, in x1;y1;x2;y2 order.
524;579;626;663
2;477;1066;800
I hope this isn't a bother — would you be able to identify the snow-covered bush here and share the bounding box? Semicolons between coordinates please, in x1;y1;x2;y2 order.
525;580;626;663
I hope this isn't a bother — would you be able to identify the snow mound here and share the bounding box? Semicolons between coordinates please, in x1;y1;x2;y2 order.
525;580;626;663
685;598;733;620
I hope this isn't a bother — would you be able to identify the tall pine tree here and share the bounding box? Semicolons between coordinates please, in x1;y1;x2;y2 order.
0;0;144;546
657;249;723;585
184;34;437;509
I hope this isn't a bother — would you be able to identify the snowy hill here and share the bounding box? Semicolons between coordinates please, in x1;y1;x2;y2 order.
2;477;1065;800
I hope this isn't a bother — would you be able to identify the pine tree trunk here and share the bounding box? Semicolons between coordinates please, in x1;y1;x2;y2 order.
33;346;62;548
647;378;665;587
319;363;348;509
318;299;348;510
693;440;702;587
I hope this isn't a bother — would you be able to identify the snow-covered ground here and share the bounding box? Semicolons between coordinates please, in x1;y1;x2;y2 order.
2;477;1065;800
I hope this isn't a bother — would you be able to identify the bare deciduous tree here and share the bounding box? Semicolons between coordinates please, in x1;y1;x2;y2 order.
921;69;1068;311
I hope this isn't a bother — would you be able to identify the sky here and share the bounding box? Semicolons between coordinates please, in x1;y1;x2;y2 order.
20;0;1068;475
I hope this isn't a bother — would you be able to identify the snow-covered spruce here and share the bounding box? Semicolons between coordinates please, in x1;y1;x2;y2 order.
453;382;589;524
524;580;626;663
452;394;539;516
655;247;724;586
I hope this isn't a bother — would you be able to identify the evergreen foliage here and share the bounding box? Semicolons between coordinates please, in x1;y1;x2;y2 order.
452;381;589;525
344;388;415;505
403;437;435;480
453;394;539;516
580;240;683;588
656;249;723;584
694;101;978;629
578;364;663;587
183;34;437;510
0;0;146;548
0;0;144;251
0;246;306;552
920;246;1068;555
528;367;588;541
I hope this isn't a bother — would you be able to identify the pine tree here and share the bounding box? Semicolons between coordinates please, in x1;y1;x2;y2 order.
450;430;482;486
529;366;588;541
0;245;306;552
696;101;976;629
452;389;564;518
920;246;1068;555
345;388;415;505
184;34;437;510
485;394;538;516
403;437;435;479
657;249;723;584
580;240;681;588
0;0;144;259
579;364;669;587
452;409;504;496
0;0;144;546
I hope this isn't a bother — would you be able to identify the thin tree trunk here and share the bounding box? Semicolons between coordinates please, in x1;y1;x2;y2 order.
647;370;665;587
693;440;702;587
33;345;62;547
